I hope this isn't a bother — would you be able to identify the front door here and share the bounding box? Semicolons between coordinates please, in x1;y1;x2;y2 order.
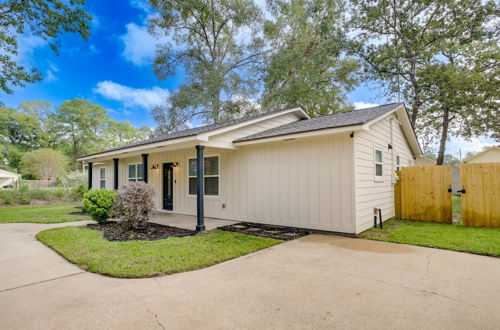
163;163;174;210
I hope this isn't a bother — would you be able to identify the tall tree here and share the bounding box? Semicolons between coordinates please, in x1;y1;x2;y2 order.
20;148;67;181
148;0;266;133
52;99;108;170
0;0;92;94
262;0;359;116
351;0;499;164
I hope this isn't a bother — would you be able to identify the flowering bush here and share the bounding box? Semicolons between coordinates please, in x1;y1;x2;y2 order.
113;181;155;230
82;189;117;223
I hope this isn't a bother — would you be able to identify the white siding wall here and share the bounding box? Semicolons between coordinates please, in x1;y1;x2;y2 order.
353;115;414;233
117;133;356;233
91;162;113;190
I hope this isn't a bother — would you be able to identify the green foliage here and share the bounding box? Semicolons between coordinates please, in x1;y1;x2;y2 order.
61;170;87;183
0;0;92;94
82;189;117;224
71;184;88;200
20;148;68;180
149;0;265;133
350;0;499;163
0;187;81;205
37;227;281;277
263;0;359;116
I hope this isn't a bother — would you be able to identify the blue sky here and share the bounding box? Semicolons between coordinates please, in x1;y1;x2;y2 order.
1;0;494;157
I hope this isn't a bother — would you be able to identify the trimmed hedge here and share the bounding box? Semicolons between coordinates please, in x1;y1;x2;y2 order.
83;189;117;224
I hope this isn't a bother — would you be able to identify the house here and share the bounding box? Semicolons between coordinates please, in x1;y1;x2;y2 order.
0;169;21;188
463;146;500;163
78;103;422;234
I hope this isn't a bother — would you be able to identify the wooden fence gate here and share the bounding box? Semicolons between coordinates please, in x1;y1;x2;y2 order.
460;163;500;228
395;166;452;223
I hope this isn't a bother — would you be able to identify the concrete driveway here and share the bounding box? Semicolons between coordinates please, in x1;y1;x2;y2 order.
0;222;499;329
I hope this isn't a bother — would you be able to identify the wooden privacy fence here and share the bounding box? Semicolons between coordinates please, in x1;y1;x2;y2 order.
460;163;500;228
395;166;452;223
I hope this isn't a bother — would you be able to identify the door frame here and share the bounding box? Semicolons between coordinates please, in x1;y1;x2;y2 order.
162;162;174;211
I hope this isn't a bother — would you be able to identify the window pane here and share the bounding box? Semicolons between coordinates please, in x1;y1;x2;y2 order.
128;164;136;178
137;164;144;179
100;168;105;179
375;150;382;163
189;177;197;195
376;164;383;176
204;156;219;175
128;179;135;182
100;180;105;189
396;155;400;165
189;159;197;177
205;177;219;195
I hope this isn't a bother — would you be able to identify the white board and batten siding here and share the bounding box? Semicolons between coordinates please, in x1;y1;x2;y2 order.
113;133;356;233
353;114;414;233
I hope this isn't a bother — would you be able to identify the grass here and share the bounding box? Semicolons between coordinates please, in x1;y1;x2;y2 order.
37;227;282;277
0;204;89;223
359;219;500;256
452;196;462;214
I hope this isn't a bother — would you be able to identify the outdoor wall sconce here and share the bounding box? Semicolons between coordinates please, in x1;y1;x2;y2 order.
172;162;179;167
151;164;159;170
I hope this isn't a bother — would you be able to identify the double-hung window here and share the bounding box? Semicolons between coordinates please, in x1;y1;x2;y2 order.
128;163;144;182
99;168;106;189
188;156;219;196
374;148;384;180
396;155;401;171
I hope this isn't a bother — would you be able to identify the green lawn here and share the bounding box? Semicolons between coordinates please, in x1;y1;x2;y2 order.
0;204;89;223
359;219;500;256
37;227;282;277
453;196;462;215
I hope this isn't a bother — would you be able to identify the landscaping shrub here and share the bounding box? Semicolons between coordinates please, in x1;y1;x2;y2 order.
82;189;117;224
0;186;84;206
113;182;155;230
71;184;88;200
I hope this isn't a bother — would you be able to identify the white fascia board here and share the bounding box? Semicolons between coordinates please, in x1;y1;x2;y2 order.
196;107;309;141
233;124;365;146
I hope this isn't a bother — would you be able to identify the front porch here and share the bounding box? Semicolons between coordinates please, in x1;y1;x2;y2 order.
151;212;239;231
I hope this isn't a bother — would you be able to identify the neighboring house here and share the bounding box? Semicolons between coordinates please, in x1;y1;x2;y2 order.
0;169;21;188
414;157;435;166
78;103;421;234
463;146;500;163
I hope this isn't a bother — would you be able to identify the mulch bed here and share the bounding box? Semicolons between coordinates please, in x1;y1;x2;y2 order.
219;222;310;241
69;206;88;216
87;221;196;242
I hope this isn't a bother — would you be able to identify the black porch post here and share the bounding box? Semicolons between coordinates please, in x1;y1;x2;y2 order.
141;154;148;183
113;158;119;190
87;162;93;190
196;145;205;231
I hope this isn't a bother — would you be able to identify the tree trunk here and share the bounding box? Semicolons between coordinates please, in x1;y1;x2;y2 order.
211;89;221;122
436;107;450;165
72;141;78;170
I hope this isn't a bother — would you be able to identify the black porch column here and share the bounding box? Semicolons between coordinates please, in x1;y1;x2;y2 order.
141;154;148;183
113;158;119;190
87;162;93;190
196;145;205;231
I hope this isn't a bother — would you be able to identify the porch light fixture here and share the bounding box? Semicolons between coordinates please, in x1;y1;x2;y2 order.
151;164;159;170
172;162;179;167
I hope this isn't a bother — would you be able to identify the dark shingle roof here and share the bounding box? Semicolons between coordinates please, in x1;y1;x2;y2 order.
234;103;403;142
80;107;303;158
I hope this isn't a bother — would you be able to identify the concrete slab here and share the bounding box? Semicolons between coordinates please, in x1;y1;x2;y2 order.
0;222;499;329
151;212;238;231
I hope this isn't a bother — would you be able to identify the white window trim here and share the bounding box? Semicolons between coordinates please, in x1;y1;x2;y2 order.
187;154;220;198
99;167;106;189
374;147;384;182
128;163;144;182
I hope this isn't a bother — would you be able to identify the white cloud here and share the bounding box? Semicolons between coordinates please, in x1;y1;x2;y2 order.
45;69;57;82
120;23;157;66
93;80;170;109
353;101;379;109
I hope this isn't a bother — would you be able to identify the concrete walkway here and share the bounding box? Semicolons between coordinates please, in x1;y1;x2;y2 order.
0;221;499;329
